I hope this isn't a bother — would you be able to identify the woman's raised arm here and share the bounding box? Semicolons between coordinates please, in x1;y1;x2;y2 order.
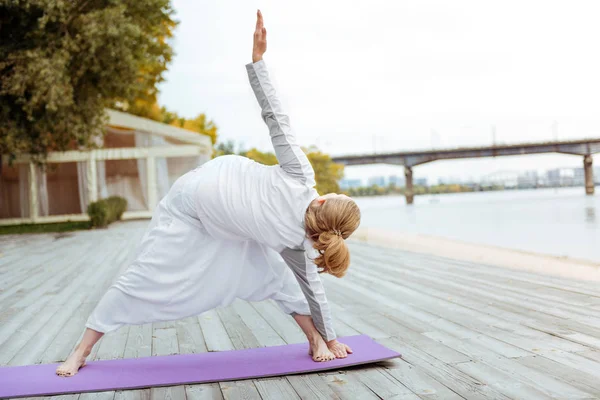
246;10;316;186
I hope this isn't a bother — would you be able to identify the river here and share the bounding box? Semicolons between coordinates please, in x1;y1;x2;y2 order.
353;187;600;263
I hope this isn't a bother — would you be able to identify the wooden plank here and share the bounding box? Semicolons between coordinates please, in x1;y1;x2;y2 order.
0;236;96;309
114;391;151;400
345;259;597;352
123;324;153;359
423;331;528;360
198;308;260;400
150;324;186;400
532;349;600;378
216;307;260;350
175;317;223;400
231;300;286;347
353;246;600;308
39;302;97;364
517;355;600;396
176;317;209;354
351;251;600;329
470;353;596;399
578;350;600;363
253;378;300;400
229;302;338;400
353;243;600;299
382;361;463;400
349;241;597;296
285;375;341;400
152;327;179;356
379;337;511;400
350;366;422;399
250;301;305;344
333;272;534;360
198;310;235;352
219;381;262;400
79;391;115;400
186;385;225;400
4;233;133;366
117;324;153;400
322;372;380;400
363;315;472;364
455;361;554;399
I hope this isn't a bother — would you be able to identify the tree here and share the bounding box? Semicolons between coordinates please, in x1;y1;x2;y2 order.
305;147;344;194
242;148;278;166
170;113;218;145
215;140;236;157
0;0;177;162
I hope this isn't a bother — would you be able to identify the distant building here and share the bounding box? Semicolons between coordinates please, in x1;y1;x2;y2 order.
573;168;585;186
517;170;539;188
367;176;386;187
481;170;519;188
546;168;574;187
388;175;405;187
414;178;428;186
339;179;363;190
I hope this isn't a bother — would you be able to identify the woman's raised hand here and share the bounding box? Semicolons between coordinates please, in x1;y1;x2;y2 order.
252;10;267;63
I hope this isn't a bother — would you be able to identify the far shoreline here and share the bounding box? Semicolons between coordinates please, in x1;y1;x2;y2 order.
351;227;600;283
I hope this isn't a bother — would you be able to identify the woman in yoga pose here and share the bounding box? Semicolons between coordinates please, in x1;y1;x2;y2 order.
57;10;360;377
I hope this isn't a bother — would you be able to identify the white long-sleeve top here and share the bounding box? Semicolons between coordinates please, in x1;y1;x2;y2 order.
193;60;336;341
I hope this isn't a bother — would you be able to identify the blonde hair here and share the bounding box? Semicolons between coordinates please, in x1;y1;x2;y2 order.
304;197;361;278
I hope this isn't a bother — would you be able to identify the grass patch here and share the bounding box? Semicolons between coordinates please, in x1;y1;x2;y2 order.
0;221;91;235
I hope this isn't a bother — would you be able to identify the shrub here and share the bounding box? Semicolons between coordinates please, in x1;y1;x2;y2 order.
87;196;128;228
105;196;128;221
87;202;109;228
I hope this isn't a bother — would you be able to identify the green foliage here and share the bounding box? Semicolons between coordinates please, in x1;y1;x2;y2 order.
0;221;91;235
0;0;177;162
241;148;278;166
215;140;237;157
346;183;481;197
305;147;344;194
174;113;218;145
87;196;128;228
87;201;109;228
105;196;128;221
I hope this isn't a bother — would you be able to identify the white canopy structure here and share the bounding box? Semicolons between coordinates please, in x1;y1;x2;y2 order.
0;109;213;225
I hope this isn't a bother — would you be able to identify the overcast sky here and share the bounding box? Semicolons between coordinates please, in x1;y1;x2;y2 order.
158;0;600;182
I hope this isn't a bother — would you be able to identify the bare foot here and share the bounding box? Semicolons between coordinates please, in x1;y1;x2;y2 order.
56;346;90;377
308;337;336;362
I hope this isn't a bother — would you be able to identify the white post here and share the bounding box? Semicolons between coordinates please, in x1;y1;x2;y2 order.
146;156;157;211
88;151;98;203
29;162;39;221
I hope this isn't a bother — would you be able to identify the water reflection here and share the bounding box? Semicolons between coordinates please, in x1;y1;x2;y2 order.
585;206;596;224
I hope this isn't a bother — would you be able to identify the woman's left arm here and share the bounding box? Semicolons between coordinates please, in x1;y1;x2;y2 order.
280;241;335;342
280;241;353;358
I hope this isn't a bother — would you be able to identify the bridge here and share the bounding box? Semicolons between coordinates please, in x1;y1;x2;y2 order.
332;138;600;204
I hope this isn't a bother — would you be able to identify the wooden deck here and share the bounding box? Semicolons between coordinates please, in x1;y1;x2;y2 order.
1;220;600;399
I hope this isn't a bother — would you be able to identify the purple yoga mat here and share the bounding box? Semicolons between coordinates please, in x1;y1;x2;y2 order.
0;335;400;398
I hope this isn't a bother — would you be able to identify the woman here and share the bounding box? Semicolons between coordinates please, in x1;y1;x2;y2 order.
57;10;360;377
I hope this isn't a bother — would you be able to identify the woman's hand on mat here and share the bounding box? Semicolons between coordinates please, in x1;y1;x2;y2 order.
309;337;336;362
327;339;353;359
253;10;267;63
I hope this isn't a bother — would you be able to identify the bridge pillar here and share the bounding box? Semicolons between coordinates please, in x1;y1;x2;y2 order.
405;166;414;205
584;155;594;195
